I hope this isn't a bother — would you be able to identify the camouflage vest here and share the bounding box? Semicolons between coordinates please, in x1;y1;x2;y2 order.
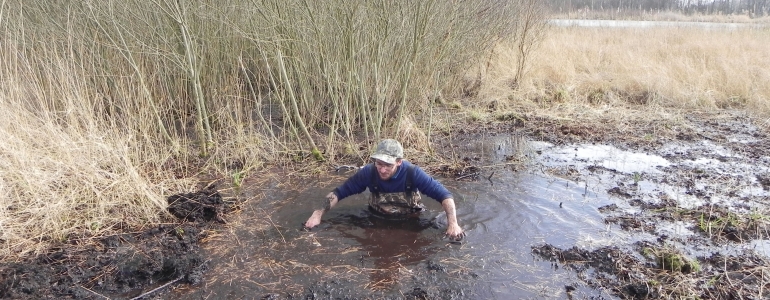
368;164;425;216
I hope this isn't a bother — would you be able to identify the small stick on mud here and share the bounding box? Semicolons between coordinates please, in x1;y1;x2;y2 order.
456;172;479;180
78;285;110;300
129;275;185;300
261;208;286;243
129;259;210;300
487;171;495;185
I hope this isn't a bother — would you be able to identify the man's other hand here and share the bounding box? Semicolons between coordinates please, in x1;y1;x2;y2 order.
304;210;323;229
445;223;465;241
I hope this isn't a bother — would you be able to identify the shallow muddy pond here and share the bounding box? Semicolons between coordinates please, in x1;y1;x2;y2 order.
170;133;770;299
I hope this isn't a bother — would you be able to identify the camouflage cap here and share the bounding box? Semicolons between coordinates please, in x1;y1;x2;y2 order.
370;139;404;164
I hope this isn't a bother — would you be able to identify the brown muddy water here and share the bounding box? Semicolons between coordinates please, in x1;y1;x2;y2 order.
170;131;770;299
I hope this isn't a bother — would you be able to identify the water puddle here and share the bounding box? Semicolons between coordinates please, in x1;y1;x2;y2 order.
170;133;770;299
548;19;769;29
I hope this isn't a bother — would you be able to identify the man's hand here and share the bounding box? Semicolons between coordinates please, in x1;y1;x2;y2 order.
303;192;338;230
304;210;323;229
445;223;465;241
441;198;465;241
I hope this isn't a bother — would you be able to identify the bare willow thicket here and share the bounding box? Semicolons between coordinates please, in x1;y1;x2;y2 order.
0;0;525;259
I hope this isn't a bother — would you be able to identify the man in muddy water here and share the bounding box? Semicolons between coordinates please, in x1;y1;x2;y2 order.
303;139;465;240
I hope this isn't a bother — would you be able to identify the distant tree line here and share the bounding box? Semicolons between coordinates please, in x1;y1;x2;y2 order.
546;0;769;17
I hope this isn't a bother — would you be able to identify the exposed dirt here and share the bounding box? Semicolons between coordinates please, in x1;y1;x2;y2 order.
0;187;230;300
532;241;770;299
3;109;770;299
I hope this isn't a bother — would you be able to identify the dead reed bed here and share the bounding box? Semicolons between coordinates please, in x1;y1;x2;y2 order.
475;24;770;128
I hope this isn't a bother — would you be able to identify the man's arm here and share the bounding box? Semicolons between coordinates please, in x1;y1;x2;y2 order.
305;166;371;229
304;192;338;229
441;198;464;240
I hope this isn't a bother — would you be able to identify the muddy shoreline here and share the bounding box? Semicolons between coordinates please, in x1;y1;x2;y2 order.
3;110;769;299
0;187;229;299
524;110;770;299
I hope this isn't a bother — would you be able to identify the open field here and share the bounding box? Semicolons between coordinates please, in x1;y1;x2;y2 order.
477;24;770;125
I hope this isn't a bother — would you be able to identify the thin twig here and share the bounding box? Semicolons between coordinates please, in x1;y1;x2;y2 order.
129;275;184;300
129;259;210;300
476;162;518;169
262;209;286;243
78;285;110;300
456;172;479;180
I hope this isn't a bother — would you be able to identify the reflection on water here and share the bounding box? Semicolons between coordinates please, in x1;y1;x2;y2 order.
327;212;440;288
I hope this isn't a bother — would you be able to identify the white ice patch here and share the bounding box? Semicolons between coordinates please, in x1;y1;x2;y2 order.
748;240;770;258
541;144;671;174
658;185;707;209
656;221;696;238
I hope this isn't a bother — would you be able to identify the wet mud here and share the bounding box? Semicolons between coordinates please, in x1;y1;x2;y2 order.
4;110;770;299
411;110;769;299
0;188;230;299
522;111;770;299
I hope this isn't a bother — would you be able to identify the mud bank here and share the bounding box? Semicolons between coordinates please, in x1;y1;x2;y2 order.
0;187;229;299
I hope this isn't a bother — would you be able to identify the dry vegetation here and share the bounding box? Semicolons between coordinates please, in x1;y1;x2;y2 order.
0;0;519;261
1;0;769;266
472;24;770;127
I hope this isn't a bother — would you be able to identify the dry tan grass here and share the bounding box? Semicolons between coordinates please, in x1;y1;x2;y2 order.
476;25;770;126
0;45;195;260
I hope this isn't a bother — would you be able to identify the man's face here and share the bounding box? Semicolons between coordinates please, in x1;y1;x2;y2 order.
374;159;402;180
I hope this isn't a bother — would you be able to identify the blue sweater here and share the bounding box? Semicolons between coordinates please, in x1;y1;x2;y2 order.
333;160;452;203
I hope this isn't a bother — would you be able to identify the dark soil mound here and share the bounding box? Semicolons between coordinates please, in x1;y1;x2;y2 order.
0;187;232;300
167;187;227;223
532;242;770;299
